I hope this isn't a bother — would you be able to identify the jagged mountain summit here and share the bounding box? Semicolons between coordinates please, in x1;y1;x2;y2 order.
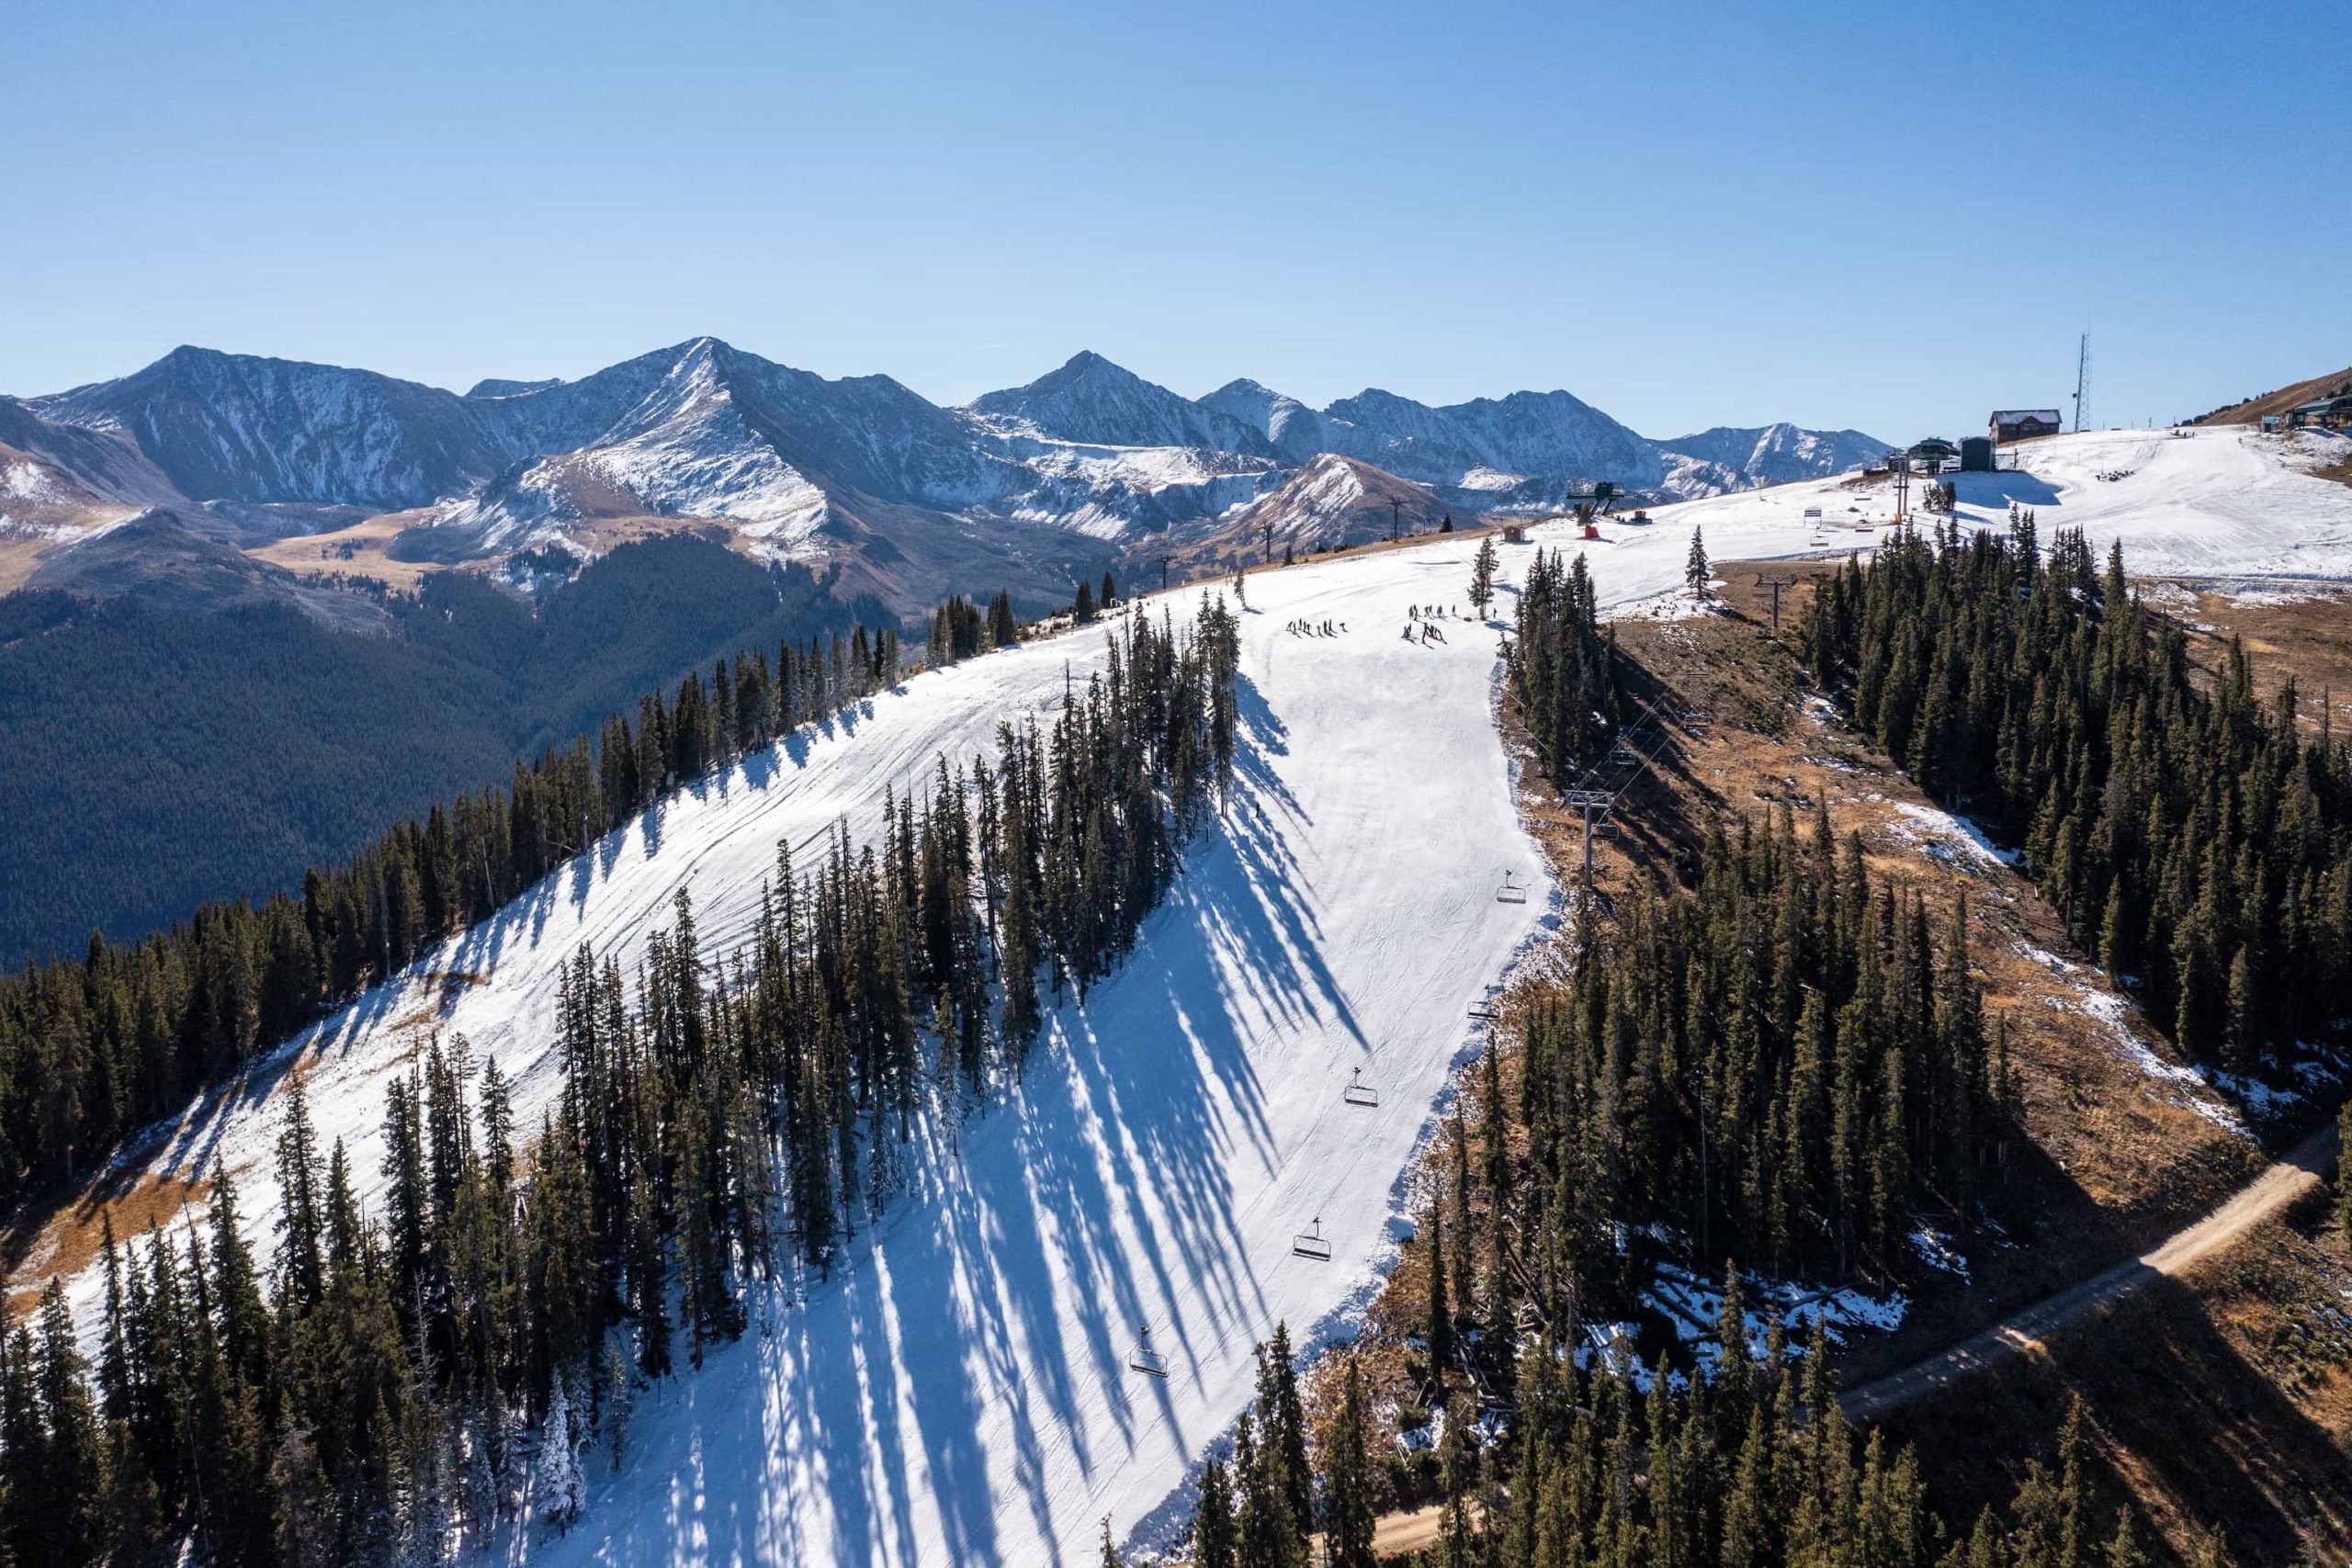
11;339;1889;609
1657;423;1890;489
968;350;1273;457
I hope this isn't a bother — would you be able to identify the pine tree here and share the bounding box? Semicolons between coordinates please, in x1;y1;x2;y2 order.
1438;1390;1477;1568
1424;1211;1454;1386
1686;525;1710;599
2340;1101;2352;1248
1323;1354;1376;1568
537;1375;586;1533
1470;536;1498;617
1193;1455;1238;1568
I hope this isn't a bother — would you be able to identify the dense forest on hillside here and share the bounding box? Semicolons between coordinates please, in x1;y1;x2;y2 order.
0;563;899;1212
1187;1308;2148;1568
0;597;1238;1566
1804;514;2352;1071
0;535;868;967
1508;547;1620;788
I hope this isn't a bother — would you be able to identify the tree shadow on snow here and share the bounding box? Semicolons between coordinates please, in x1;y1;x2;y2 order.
572;714;1360;1567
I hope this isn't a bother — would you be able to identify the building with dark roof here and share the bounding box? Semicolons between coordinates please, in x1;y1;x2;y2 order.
1990;409;2064;443
2286;396;2352;431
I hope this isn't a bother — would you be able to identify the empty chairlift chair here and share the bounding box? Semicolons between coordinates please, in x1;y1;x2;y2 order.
1128;1324;1169;1379
1342;1066;1381;1108
1292;1216;1333;1261
1495;871;1530;905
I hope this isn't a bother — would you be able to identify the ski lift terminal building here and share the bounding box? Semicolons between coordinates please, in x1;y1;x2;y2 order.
1989;409;2064;444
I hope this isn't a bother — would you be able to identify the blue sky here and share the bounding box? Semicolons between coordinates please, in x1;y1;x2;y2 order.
5;0;2344;443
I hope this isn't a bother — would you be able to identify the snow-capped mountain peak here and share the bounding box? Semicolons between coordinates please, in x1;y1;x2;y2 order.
968;352;1273;456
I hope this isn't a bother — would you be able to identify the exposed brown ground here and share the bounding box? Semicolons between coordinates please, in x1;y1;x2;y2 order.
5;1170;210;1316
244;511;449;591
2191;367;2352;428
1882;1196;2352;1563
2163;581;2352;734
244;510;716;592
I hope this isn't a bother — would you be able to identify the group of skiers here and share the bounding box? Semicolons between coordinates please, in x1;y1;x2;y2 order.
1401;604;1468;644
1286;618;1345;637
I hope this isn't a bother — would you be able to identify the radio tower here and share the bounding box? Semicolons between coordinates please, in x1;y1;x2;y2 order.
2072;332;2093;434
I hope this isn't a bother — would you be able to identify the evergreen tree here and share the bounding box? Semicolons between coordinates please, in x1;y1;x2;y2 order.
1193;1454;1238;1568
1424;1211;1454;1386
1686;525;1710;598
537;1375;585;1533
1469;536;1498;617
2341;1102;2352;1248
1323;1355;1376;1568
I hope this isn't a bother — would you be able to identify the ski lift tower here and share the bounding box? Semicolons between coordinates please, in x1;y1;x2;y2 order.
1565;480;1625;539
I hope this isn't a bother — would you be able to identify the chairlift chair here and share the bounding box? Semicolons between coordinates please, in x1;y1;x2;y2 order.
1292;1216;1334;1261
1128;1325;1170;1379
1495;871;1530;905
1342;1066;1381;1108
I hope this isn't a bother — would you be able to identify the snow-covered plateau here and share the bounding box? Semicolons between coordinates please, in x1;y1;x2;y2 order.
41;423;2352;1565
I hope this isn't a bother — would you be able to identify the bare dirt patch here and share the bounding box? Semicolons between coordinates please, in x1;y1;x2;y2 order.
6;1170;211;1314
1881;1201;2352;1563
2159;581;2352;736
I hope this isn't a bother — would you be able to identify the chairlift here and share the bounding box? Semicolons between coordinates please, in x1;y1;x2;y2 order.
1342;1066;1381;1108
1495;871;1530;905
1292;1216;1334;1261
1128;1324;1170;1379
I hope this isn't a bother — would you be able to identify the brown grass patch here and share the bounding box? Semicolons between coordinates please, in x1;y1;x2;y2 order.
1883;1203;2352;1563
2163;582;2352;736
6;1171;211;1315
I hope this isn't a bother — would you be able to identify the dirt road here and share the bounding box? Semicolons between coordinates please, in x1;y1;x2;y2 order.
1357;1120;2339;1557
1838;1120;2341;1424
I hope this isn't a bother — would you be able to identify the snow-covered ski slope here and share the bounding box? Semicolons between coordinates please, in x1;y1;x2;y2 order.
1641;423;2352;581
49;422;2352;1566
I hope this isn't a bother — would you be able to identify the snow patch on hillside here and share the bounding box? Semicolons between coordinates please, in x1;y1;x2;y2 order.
2016;941;2250;1136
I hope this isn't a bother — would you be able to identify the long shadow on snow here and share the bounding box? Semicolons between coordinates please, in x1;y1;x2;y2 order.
588;719;1350;1566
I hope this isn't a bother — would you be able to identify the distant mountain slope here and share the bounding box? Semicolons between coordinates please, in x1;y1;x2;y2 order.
2192;367;2352;426
30;345;501;511
1201;453;1449;559
1657;423;1890;488
0;532;859;966
1197;378;1330;462
967;350;1273;455
21;340;1894;612
26;508;391;635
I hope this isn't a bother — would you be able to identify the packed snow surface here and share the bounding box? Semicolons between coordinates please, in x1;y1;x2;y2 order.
53;423;2352;1565
1644;424;2352;582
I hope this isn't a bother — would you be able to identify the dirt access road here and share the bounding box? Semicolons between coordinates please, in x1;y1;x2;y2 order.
1838;1120;2342;1424
1356;1121;2339;1558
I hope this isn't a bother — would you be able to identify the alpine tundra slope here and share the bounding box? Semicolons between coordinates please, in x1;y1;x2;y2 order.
42;421;2352;1566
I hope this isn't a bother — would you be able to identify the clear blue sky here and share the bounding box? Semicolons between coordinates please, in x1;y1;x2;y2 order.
6;0;2344;443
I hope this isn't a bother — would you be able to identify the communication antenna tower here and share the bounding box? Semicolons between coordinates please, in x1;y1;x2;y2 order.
2072;333;2093;434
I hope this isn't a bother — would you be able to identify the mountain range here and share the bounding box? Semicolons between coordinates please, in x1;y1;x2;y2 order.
3;339;1889;612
